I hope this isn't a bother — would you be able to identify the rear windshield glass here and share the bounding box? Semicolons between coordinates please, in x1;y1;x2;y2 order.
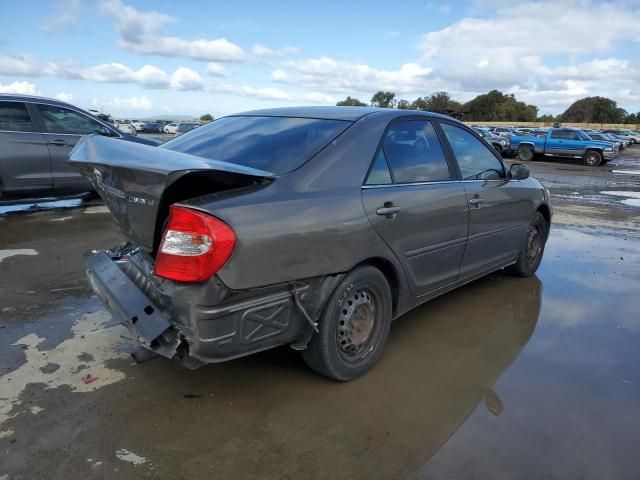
162;116;351;175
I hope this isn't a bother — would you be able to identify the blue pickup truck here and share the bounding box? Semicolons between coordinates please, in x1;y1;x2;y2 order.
509;128;617;166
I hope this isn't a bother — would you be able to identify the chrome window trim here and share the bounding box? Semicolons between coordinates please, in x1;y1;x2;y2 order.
0;129;37;134
361;178;508;189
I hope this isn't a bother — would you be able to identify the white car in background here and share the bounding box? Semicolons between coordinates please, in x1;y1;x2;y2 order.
163;122;179;134
130;120;147;132
115;120;137;135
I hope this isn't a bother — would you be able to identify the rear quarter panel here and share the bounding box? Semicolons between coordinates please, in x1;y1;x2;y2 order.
182;112;410;297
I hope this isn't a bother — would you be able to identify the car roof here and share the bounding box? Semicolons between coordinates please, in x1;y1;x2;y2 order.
228;106;459;123
0;93;75;108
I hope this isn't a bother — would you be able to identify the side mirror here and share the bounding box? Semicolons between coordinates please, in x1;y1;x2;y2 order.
509;163;530;180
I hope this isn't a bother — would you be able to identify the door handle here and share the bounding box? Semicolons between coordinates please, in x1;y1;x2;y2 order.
49;139;68;146
469;197;484;207
376;204;401;218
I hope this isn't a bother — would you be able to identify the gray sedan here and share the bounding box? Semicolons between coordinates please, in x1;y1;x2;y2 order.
0;94;159;198
70;107;552;381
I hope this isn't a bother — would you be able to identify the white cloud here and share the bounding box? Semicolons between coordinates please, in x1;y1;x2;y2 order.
206;62;229;77
274;57;434;94
252;44;299;58
55;92;73;102
100;0;245;62
0;56;206;91
169;67;204;91
0;55;43;76
240;85;335;104
0;81;38;95
99;95;153;111
41;0;85;33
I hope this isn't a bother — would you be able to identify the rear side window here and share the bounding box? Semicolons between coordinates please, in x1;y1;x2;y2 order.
440;123;505;180
381;120;451;183
0;101;34;132
163;116;351;175
365;150;392;185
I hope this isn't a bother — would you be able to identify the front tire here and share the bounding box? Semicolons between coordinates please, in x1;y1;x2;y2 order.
518;145;534;162
506;212;548;277
583;150;602;167
302;266;392;381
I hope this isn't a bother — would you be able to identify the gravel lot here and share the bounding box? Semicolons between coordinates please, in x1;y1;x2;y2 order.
1;148;639;479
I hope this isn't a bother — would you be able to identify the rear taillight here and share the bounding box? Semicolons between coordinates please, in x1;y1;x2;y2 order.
154;205;236;283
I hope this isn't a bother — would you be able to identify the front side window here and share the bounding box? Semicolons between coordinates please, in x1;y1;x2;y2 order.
440;123;505;180
37;104;105;135
0;101;34;132
381;120;451;183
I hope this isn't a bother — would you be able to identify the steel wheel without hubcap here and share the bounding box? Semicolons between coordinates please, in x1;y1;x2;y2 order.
583;151;601;167
336;288;377;362
525;223;543;268
302;265;392;381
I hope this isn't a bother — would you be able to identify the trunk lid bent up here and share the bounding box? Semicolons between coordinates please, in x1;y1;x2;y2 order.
68;134;274;252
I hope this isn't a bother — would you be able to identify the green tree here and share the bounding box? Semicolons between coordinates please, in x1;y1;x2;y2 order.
537;114;557;123
396;99;412;109
623;111;639;125
560;96;626;123
200;114;214;122
336;96;368;106
410;97;430;111
463;90;537;122
370;91;396;108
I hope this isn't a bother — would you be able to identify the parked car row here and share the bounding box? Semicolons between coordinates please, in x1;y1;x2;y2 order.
112;119;204;135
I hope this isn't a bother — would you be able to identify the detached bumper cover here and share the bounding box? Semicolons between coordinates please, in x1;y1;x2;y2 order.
85;251;182;358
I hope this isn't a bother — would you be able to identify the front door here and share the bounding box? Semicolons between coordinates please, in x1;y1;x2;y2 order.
439;122;527;278
361;119;469;297
34;103;100;193
0;101;52;193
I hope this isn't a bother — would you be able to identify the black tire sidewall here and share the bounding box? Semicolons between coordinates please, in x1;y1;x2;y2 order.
303;266;392;381
519;145;533;162
584;151;602;167
508;212;547;277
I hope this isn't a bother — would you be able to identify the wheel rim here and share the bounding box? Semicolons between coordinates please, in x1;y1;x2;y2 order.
336;288;377;362
525;224;542;267
585;153;598;166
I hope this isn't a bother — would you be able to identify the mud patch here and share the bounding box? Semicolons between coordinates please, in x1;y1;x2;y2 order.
0;309;128;438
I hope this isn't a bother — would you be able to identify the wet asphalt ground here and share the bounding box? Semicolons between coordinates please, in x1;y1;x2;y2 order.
1;148;640;479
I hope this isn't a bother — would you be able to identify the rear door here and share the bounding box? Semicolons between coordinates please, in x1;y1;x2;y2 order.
361;118;469;297
34;103;105;192
438;122;526;278
0;101;52;193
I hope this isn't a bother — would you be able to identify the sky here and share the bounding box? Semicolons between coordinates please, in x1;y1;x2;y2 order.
1;0;639;118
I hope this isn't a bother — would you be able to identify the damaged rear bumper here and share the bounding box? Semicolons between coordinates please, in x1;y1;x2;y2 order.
84;249;332;368
85;251;183;359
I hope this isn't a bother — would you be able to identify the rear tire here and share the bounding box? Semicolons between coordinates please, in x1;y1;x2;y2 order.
302;266;392;381
518;145;534;162
506;212;547;277
583;150;602;167
493;144;503;156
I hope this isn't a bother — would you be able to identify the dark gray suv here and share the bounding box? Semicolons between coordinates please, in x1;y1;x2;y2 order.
0;94;159;198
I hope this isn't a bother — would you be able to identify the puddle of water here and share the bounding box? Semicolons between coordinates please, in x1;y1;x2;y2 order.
115;449;148;466
612;170;640;175
622;199;640;207
0;198;83;215
601;190;640;199
0;248;38;263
